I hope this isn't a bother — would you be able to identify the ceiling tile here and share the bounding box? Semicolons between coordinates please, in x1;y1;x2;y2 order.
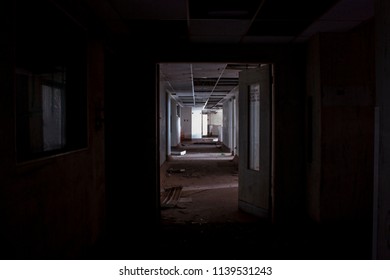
111;0;187;19
189;36;242;44
241;36;294;43
247;20;313;37
188;0;260;20
189;20;250;36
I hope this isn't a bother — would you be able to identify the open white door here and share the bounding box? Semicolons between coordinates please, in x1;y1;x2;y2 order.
238;64;272;218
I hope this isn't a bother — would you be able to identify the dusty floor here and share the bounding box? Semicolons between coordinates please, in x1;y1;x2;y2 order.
88;138;372;260
154;139;372;260
157;140;277;259
160;139;256;225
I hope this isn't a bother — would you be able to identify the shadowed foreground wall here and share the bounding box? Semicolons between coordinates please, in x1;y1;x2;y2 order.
0;0;106;259
306;20;374;226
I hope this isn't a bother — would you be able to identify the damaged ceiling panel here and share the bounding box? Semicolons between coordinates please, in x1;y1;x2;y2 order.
160;63;260;109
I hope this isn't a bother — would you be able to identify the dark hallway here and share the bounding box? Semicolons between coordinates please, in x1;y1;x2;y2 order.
1;0;389;263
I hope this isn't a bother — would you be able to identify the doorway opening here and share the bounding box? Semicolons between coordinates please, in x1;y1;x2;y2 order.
158;62;274;226
157;62;275;258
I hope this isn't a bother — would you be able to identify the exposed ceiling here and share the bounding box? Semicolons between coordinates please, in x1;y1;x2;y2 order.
87;0;374;109
159;62;260;109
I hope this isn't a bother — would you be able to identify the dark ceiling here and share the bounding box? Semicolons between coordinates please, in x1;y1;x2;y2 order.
86;0;374;109
90;0;373;43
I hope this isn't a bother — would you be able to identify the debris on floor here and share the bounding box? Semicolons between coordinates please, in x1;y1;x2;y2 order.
178;197;192;203
160;186;183;208
171;150;186;155
167;168;186;174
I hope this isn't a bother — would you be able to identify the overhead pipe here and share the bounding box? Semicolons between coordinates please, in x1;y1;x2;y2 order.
204;64;227;109
190;63;196;107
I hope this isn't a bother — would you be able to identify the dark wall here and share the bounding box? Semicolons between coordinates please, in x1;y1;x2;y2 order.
103;40;309;258
305;20;375;257
104;46;160;254
0;0;106;259
319;21;375;227
273;48;307;225
1;0;378;260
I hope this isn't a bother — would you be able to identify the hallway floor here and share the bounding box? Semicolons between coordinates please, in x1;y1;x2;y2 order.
88;138;372;260
160;138;248;225
157;139;275;259
154;138;373;260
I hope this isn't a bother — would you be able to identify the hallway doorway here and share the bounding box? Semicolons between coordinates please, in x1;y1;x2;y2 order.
158;62;274;227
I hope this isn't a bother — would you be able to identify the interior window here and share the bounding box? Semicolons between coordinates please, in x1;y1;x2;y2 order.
15;0;87;162
248;83;260;171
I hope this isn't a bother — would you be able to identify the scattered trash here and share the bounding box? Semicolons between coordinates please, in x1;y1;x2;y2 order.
160;186;183;208
171;150;186;156
167;168;186;174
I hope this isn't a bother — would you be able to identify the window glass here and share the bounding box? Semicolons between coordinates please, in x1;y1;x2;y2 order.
15;0;87;162
248;83;260;171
